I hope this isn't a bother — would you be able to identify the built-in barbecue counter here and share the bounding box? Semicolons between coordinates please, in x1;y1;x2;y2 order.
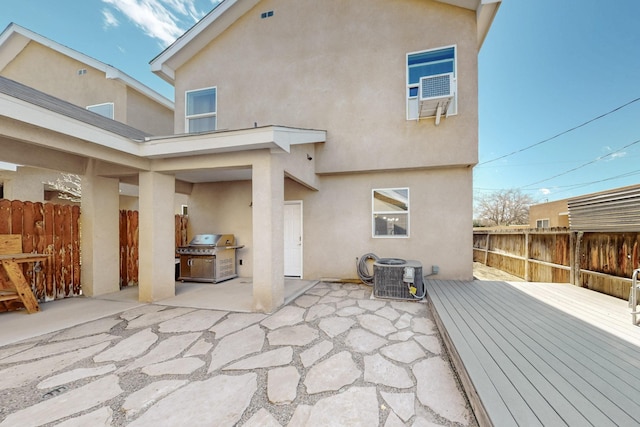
176;234;244;283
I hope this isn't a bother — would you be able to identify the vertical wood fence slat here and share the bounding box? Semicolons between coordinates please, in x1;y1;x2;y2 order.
0;200;10;233
43;203;55;300
71;205;81;295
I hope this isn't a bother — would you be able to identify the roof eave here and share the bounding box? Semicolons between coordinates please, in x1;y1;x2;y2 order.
434;0;501;49
149;0;259;84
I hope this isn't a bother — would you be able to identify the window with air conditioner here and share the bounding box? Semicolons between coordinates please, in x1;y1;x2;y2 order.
186;87;217;133
87;102;114;119
372;188;409;238
407;46;457;120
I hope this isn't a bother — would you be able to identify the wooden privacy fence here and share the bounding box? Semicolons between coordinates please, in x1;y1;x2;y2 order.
0;199;81;303
119;211;188;287
473;228;640;299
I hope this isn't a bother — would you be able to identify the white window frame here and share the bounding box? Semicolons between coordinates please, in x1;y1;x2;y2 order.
86;102;114;119
185;86;217;133
536;219;550;229
372;188;410;238
406;45;457;120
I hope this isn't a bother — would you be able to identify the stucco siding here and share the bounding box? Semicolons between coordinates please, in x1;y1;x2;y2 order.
184;165;473;281
174;0;479;174
1;41;128;122
125;87;174;135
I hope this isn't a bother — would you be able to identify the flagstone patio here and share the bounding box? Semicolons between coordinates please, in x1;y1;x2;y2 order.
0;282;474;426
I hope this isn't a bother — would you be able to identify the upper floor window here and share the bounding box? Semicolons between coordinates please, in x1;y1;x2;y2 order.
373;188;409;238
87;102;114;119
186;87;216;133
407;46;457;120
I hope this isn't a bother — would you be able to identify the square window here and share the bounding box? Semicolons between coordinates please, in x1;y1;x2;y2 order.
372;188;409;237
186;87;217;132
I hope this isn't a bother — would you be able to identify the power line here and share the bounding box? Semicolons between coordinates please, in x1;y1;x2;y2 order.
519;137;640;189
478;96;640;166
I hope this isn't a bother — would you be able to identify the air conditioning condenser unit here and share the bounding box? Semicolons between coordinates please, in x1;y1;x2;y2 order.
373;259;424;300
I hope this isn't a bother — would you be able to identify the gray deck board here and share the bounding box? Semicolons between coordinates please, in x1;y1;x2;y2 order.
428;279;640;427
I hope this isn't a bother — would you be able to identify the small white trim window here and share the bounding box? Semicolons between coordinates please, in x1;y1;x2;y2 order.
186;87;217;132
87;102;114;119
536;219;550;229
372;188;409;237
406;45;457;120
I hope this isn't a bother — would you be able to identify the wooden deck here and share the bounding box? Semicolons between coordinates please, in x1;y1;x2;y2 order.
427;279;640;427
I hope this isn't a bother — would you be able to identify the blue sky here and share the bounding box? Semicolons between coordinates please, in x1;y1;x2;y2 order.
1;0;639;204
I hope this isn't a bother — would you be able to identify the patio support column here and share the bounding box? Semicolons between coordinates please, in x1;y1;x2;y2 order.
252;155;285;313
138;171;176;302
80;159;120;296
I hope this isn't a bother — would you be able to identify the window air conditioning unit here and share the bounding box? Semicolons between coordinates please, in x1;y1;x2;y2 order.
418;72;455;124
373;258;424;300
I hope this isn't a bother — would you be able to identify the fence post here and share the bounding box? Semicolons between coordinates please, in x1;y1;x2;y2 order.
573;231;583;287
524;231;530;281
569;232;575;285
483;233;490;265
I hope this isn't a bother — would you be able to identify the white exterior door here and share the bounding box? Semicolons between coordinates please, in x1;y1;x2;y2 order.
284;201;303;277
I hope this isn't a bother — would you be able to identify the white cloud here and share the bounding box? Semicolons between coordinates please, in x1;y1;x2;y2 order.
102;9;120;28
539;188;551;196
602;145;627;161
101;0;209;46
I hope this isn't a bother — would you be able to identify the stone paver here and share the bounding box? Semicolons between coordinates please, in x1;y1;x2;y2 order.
0;375;122;426
0;282;476;427
304;351;360;394
305;387;379;426
267;365;300;404
122;380;187;418
364;353;414;389
208;324;265;373
127;374;256;427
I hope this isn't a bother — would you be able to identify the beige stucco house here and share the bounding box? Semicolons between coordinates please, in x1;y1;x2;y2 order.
0;0;501;312
529;199;570;228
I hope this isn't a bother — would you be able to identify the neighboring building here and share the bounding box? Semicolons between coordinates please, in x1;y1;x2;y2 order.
0;0;501;312
530;184;640;231
0;23;176;206
0;23;173;135
529;199;569;228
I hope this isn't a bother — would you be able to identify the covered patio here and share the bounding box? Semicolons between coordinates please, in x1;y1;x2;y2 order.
0;76;325;313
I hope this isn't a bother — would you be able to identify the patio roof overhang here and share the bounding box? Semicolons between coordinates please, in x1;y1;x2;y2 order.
141;126;326;159
0;84;326;188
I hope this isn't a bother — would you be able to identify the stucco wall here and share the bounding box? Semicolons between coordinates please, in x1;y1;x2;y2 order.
125;87;174;136
185;166;473;281
172;0;478;281
1;41;128;123
529;199;570;228
174;0;478;174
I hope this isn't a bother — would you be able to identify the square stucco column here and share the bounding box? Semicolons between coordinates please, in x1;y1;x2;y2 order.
80;161;120;296
252;156;285;313
138;171;176;302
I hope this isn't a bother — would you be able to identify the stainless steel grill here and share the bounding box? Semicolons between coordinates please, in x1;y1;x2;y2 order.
177;234;243;283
